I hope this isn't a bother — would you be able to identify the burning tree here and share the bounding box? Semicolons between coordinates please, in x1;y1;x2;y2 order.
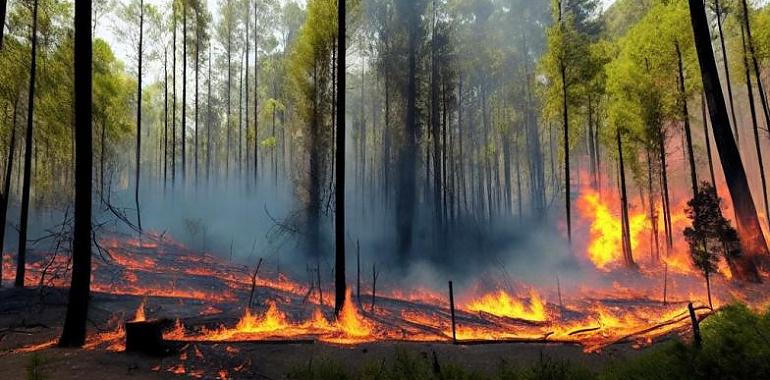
684;183;741;310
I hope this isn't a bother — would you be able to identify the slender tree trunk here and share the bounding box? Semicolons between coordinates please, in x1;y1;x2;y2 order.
689;0;766;281
335;0;346;316
194;11;199;186
0;0;7;49
59;0;92;347
676;42;698;197
0;100;18;286
16;0;39;287
617;129;635;268
715;0;739;142
741;24;770;233
741;0;770;141
181;1;187;183
703;95;717;188
253;1;259;182
164;49;168;190
396;4;418;261
561;64;571;245
207;43;212;185
135;0;144;231
172;6;177;185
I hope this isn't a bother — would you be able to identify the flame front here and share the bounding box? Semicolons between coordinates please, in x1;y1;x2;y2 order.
466;289;547;322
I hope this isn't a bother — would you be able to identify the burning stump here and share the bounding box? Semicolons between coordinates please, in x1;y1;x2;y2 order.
125;319;175;356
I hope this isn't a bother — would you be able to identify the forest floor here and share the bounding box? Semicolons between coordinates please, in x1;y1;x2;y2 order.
0;288;652;379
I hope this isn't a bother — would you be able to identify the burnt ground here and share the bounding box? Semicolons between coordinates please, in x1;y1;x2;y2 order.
0;288;655;379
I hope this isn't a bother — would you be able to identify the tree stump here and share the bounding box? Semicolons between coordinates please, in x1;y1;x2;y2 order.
125;319;175;356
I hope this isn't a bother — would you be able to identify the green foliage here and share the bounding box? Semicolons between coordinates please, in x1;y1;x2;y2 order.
683;183;741;277
288;305;770;380
602;304;770;380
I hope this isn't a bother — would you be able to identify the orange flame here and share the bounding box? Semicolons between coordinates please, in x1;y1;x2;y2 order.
466;289;547;322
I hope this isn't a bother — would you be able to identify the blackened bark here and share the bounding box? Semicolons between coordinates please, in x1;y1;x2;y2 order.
16;0;39;287
181;1;187;182
0;0;6;49
207;43;212;184
0;100;17;286
741;0;770;141
702;95;717;188
135;0;144;231
172;6;177;184
396;4;418;262
617;129;635;268
253;1;259;181
715;0;739;141
689;0;766;281
335;0;346;316
164;49;168;189
194;9;199;185
59;0;92;347
561;64;571;245
741;24;770;234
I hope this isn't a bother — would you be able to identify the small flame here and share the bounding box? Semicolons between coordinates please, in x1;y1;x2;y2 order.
133;299;146;322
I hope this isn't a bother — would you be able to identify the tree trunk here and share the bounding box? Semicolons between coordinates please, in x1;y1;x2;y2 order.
164;49;168;190
181;1;187;183
741;0;770;144
0;0;6;49
207;43;212;184
676;42;698;197
194;11;199;186
0;100;18;286
689;0;766;281
561;63;571;246
334;0;346;316
16;0;39;287
253;0;259;182
702;95;717;188
617;129;635;268
135;0;144;231
715;0;739;142
741;24;770;235
172;6;177;185
59;0;92;347
396;7;418;262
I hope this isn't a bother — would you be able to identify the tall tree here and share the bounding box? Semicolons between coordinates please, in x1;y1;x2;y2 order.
688;0;766;282
15;0;40;288
59;0;93;347
135;0;144;230
335;0;345;317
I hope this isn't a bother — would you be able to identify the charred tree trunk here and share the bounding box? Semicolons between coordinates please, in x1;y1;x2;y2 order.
617;129;635;268
253;1;259;182
16;0;39;287
715;0;739;141
702;95;717;188
334;0;346;317
194;11;200;186
561;63;571;246
396;4;419;262
206;43;212;184
172;6;177;185
676;42;698;197
59;0;92;347
135;0;144;231
741;0;770;141
164;49;169;190
0;100;18;286
0;0;6;49
689;0;766;281
741;24;770;235
181;1;187;183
